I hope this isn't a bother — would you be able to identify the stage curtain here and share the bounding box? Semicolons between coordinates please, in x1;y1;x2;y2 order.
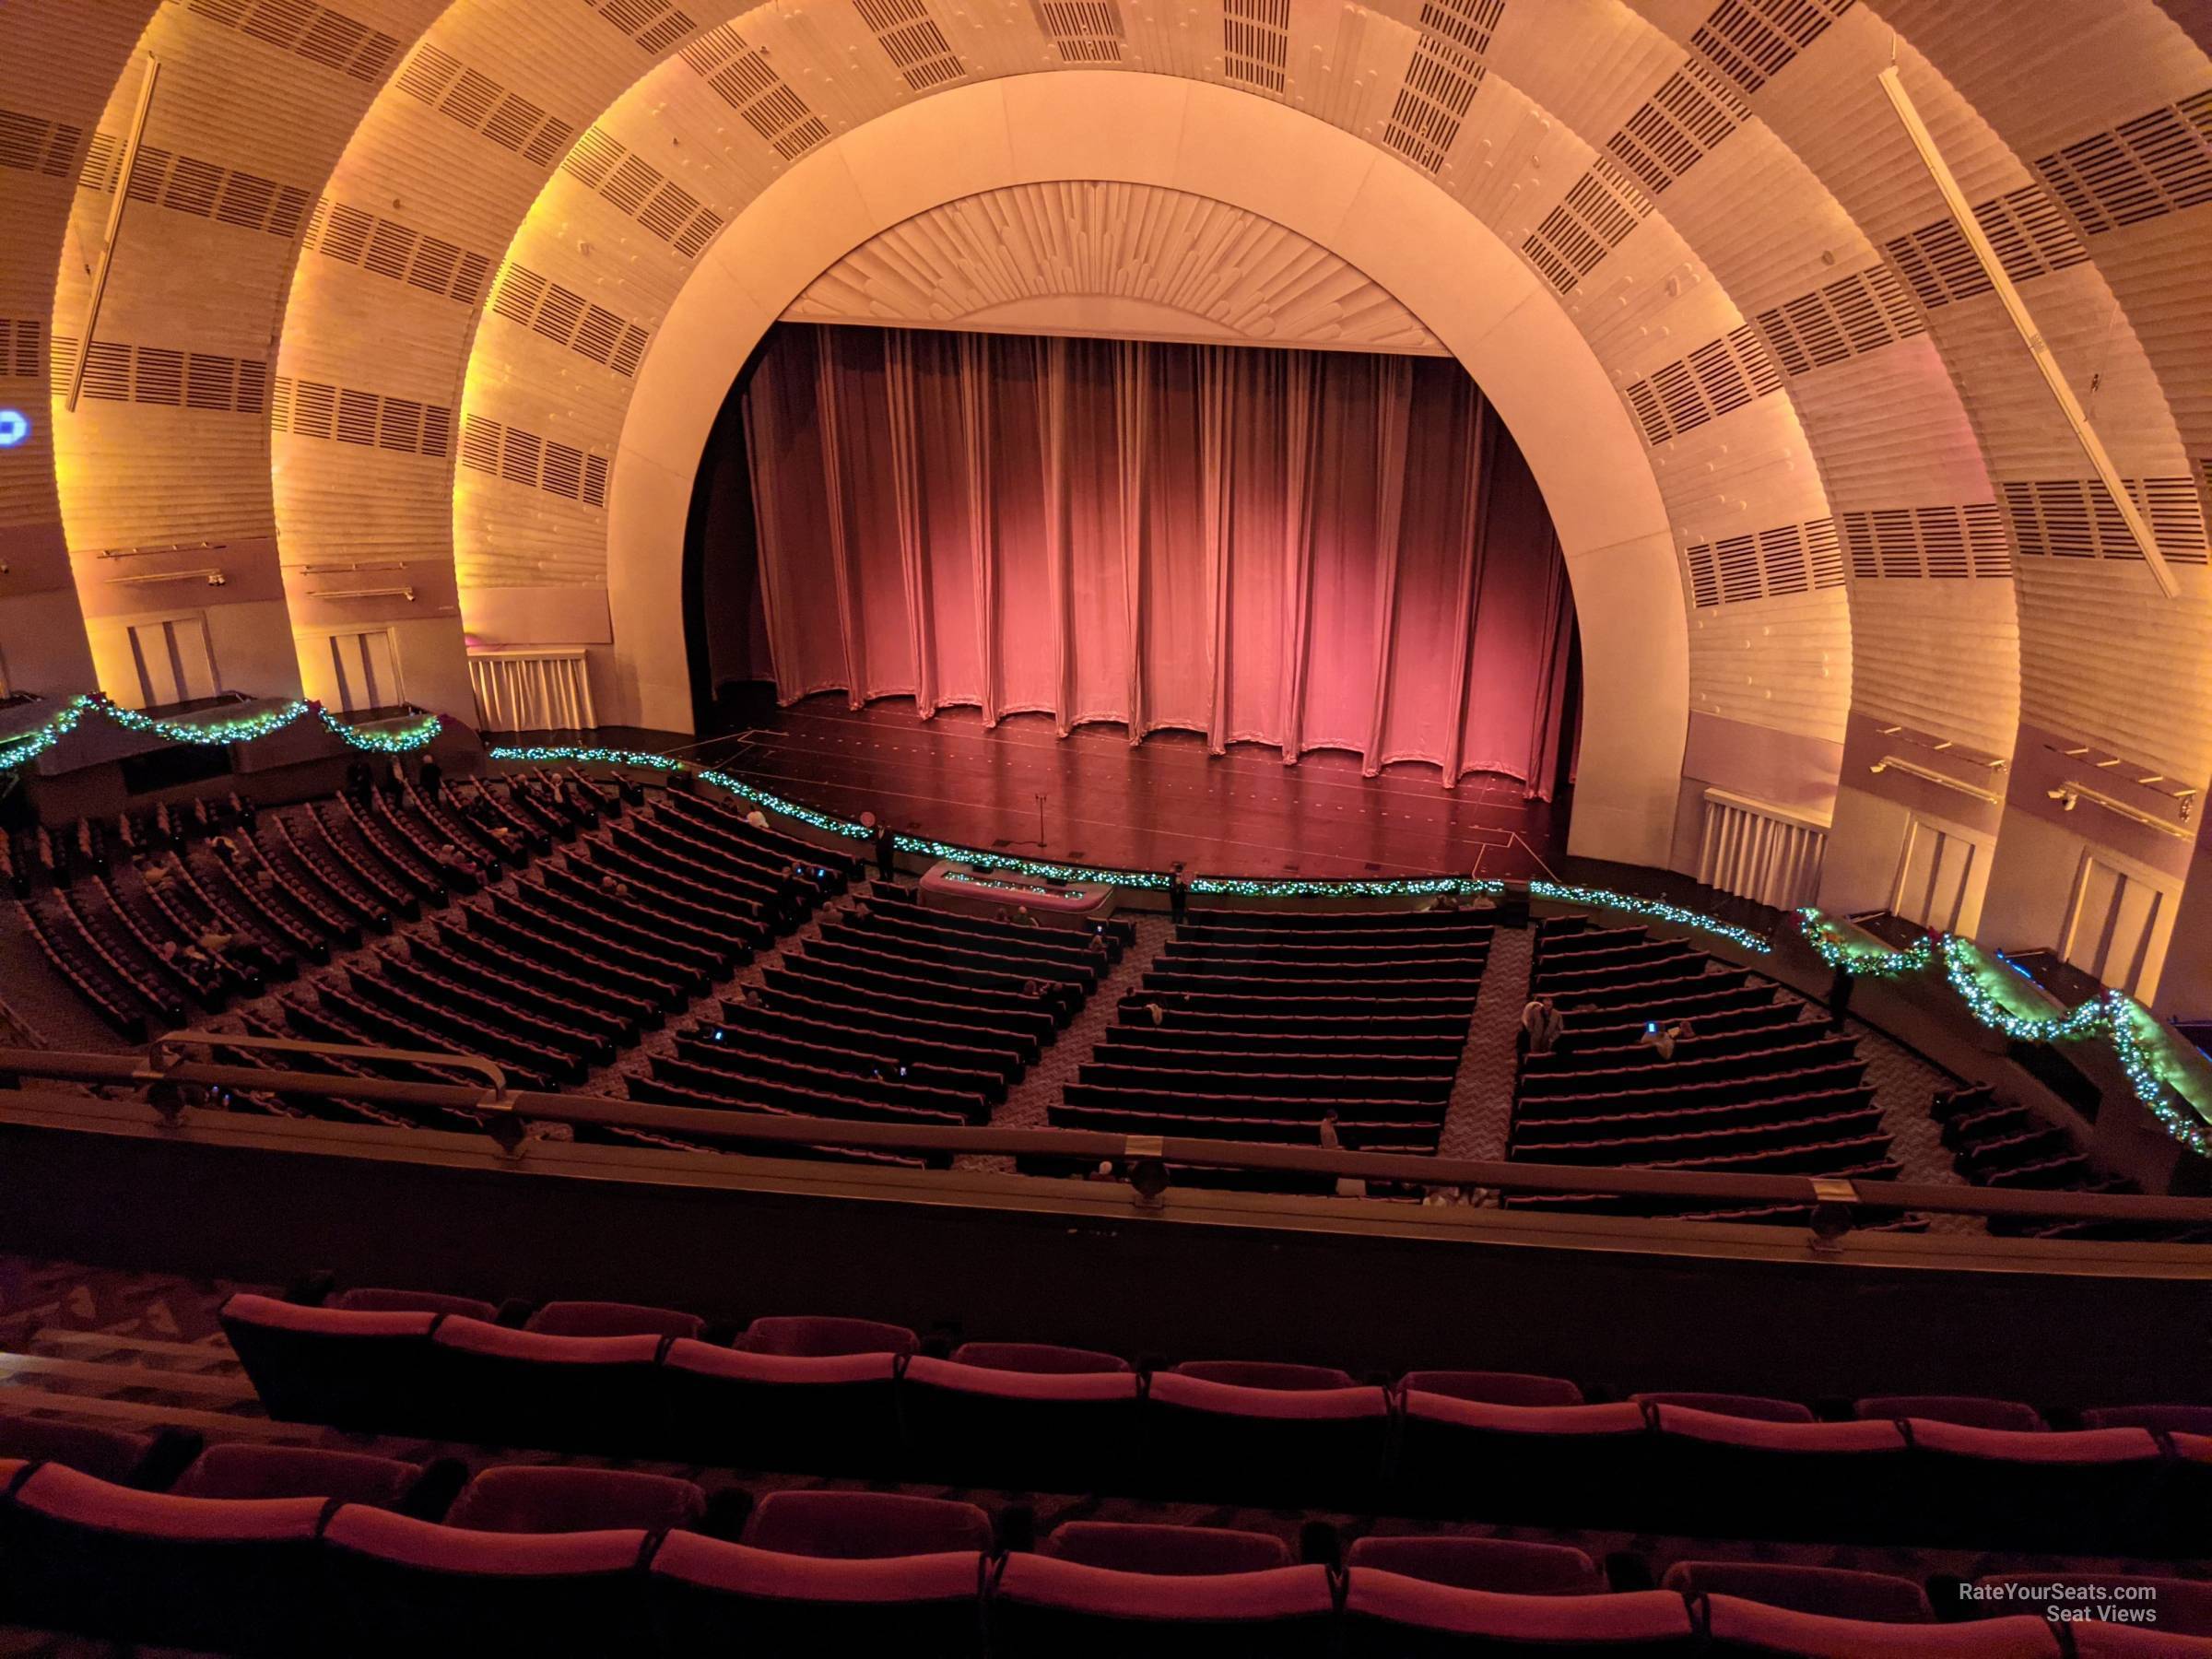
737;324;1578;794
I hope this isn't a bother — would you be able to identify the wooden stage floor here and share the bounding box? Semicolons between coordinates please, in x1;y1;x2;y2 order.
572;697;1565;881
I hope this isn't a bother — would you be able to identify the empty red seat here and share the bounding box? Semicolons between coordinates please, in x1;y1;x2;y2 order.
1661;1561;1931;1622
1969;1575;2212;1639
1632;1391;1813;1423
1146;1367;1390;1507
524;1300;704;1340
333;1287;500;1322
1341;1576;1693;1657
0;1411;173;1487
1855;1394;2044;1431
220;1293;441;1433
1045;1522;1291;1575
1703;1595;2061;1657
1639;1407;1912;1543
172;1443;427;1511
446;1465;705;1535
660;1339;902;1474
2084;1405;2212;1435
1906;1421;2177;1552
1402;1369;1584;1407
738;1314;920;1357
953;1340;1130;1372
992;1552;1335;1656
745;1490;993;1558
1394;1395;1653;1525
1347;1535;1604;1595
0;1461;332;1654
903;1351;1141;1489
649;1527;986;1651
322;1503;654;1657
429;1319;667;1453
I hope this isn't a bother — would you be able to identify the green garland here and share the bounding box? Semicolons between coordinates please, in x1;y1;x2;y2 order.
1;691;441;771
1530;878;1771;955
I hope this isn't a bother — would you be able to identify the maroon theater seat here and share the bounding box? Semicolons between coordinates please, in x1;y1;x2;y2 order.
428;1319;666;1453
991;1553;1335;1657
1341;1577;1694;1657
1632;1391;1815;1423
1703;1596;2062;1657
1045;1522;1292;1576
738;1314;921;1358
744;1490;993;1559
2084;1406;2212;1436
2071;1628;2212;1658
1904;1421;2178;1552
903;1351;1141;1490
1661;1561;1932;1622
0;1461;333;1654
524;1300;706;1340
333;1287;500;1322
1347;1535;1605;1595
1394;1395;1653;1525
1970;1576;2212;1639
1639;1406;1912;1543
953;1340;1131;1373
322;1503;654;1658
660;1340;903;1475
1146;1367;1391;1507
650;1529;987;1653
219;1293;441;1433
447;1465;706;1535
0;1411;168;1487
1402;1369;1584;1407
1855;1394;2045;1431
172;1443;426;1511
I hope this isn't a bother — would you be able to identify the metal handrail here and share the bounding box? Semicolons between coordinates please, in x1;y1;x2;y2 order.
150;1030;512;1107
6;1042;2212;1232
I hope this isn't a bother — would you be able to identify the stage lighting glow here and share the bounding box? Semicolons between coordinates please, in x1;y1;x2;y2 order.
0;409;29;449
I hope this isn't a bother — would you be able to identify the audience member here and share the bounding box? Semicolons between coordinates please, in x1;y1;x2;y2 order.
1520;994;1564;1056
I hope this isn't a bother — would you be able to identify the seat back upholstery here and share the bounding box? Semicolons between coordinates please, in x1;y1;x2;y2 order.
1662;1561;1933;1622
218;1294;441;1433
0;1412;159;1487
446;1465;706;1535
171;1444;423;1510
525;1300;705;1340
1631;1392;1814;1424
738;1315;919;1358
1347;1535;1603;1595
1044;1522;1292;1576
1173;1359;1358;1390
744;1489;993;1559
953;1341;1130;1374
1855;1395;2045;1431
1400;1370;1583;1407
334;1287;500;1322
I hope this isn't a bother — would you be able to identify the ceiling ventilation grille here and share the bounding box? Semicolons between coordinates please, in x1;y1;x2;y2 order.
1383;42;1487;173
488;263;652;377
587;0;699;54
53;337;266;415
2001;477;2209;565
679;27;832;160
273;375;451;455
1224;0;1290;95
853;0;968;92
1885;183;2088;309
392;42;577;166
458;416;610;508
1605;57;1748;196
1754;264;1923;376
1522;159;1653;293
1031;2;1125;63
0;318;43;379
557;126;728;253
0;107;84;177
182;0;402;83
1684;516;1844;608
2034;93;2212;234
1416;0;1503;54
1840;503;2010;580
81;134;313;241
1688;0;1852;99
1620;323;1779;445
300;200;491;305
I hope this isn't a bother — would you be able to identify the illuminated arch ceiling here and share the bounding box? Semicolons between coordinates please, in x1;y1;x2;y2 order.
6;0;2210;896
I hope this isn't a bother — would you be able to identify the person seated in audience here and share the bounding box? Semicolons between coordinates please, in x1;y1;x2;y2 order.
1168;862;1189;924
432;843;479;884
1143;1000;1165;1027
418;756;442;797
598;873;630;900
745;807;771;830
196;929;235;958
1021;978;1048;1001
1014;905;1041;928
1319;1111;1367;1198
1086;931;1109;959
484;821;520;855
1639;1019;1692;1061
1520;995;1564;1056
209;833;241;865
139;858;175;890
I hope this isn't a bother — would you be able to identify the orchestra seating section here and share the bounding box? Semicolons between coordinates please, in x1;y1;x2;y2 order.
1507;916;1907;1230
1932;1083;2210;1244
1031;905;1490;1192
0;1279;2204;1653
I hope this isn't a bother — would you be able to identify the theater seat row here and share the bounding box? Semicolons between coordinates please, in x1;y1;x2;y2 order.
218;1295;2212;1554
8;1454;2200;1658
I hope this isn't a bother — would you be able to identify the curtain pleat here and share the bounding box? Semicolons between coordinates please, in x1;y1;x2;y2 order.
468;653;594;734
1698;793;1829;910
740;324;1575;792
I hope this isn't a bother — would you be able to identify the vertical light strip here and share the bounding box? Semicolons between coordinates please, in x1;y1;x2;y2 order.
1877;64;2176;599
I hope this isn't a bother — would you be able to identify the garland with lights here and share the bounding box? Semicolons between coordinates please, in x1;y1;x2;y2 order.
1189;876;1504;900
1796;906;1935;979
1528;879;1771;955
0;691;441;772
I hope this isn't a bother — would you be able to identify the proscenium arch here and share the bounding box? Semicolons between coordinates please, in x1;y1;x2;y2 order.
607;73;1692;869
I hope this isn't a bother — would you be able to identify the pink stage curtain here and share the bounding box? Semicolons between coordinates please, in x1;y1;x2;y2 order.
740;324;1576;794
